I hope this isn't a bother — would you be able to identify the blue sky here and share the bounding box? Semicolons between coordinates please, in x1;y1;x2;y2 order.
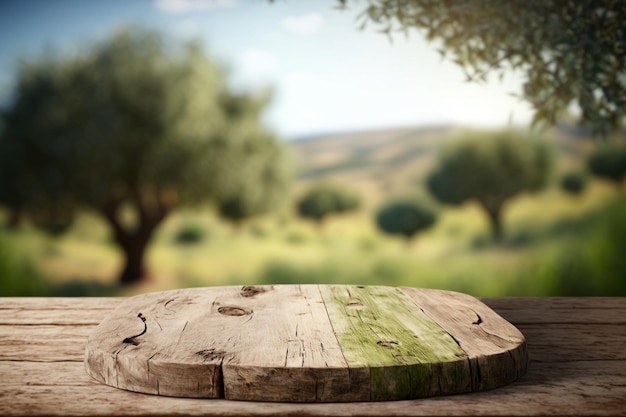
0;0;533;139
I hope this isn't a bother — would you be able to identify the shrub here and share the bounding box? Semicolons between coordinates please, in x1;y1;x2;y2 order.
174;222;206;245
587;141;626;187
296;183;361;224
560;171;587;195
375;195;438;243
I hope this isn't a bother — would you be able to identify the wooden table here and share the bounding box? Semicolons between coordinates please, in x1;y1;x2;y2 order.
1;295;625;416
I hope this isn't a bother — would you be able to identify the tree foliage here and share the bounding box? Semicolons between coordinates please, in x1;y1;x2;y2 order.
587;141;626;186
296;183;361;224
427;129;553;241
0;28;291;285
346;0;626;137
375;195;437;242
213;127;293;225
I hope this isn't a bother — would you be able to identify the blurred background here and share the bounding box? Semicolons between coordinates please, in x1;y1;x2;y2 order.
1;0;625;297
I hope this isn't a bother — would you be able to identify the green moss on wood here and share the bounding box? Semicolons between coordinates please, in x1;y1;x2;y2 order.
322;285;469;400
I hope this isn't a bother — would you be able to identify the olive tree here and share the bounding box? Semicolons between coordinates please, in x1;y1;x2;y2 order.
212;94;293;226
427;130;553;242
344;0;626;137
375;195;437;243
296;183;361;225
0;28;291;285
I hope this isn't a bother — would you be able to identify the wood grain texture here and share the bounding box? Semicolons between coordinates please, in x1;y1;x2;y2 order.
401;287;528;391
221;285;369;402
0;296;625;415
83;285;527;402
321;285;469;400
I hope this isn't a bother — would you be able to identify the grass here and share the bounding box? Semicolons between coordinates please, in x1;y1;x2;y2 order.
1;177;624;297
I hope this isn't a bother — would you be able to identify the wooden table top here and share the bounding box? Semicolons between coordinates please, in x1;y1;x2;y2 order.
1;292;625;416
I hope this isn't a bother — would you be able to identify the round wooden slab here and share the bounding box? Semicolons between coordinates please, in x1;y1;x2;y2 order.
84;285;528;402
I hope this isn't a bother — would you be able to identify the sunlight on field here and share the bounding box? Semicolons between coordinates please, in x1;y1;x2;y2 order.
2;175;620;297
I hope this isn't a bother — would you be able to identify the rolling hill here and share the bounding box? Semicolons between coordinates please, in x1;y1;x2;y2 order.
289;123;594;207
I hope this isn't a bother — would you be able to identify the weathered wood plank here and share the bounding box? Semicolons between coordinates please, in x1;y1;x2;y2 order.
0;297;122;325
221;285;369;402
483;297;626;325
320;285;471;400
518;324;626;363
495;308;626;325
85;287;236;399
482;297;626;311
2;295;625;415
0;361;99;387
212;285;369;402
0;325;92;361
84;286;370;402
402;288;528;391
0;309;111;325
2;360;626;416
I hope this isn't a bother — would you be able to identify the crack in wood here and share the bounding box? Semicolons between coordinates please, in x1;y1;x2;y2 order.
317;285;349;368
195;349;227;362
146;353;157;375
122;313;146;345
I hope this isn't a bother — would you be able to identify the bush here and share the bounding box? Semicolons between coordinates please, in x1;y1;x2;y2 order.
560;171;587;195
375;195;438;242
174;222;207;245
588;141;626;187
296;183;361;224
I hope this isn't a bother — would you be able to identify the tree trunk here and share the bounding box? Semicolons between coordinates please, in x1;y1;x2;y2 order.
7;209;21;229
118;230;152;285
100;196;169;286
485;206;503;243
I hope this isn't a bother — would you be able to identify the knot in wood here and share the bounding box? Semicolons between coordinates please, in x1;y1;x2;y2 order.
377;340;399;349
240;286;270;298
218;306;252;317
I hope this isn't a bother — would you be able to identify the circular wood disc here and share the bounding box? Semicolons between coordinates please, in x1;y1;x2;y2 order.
84;285;528;402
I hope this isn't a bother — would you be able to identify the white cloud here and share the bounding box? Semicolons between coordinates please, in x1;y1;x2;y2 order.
281;13;325;36
239;49;279;84
154;0;237;13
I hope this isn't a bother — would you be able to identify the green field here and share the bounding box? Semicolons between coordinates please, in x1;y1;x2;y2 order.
1;124;625;297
